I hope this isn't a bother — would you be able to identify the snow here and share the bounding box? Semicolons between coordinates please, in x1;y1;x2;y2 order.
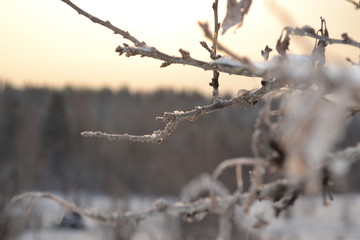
212;57;243;67
11;193;360;240
286;54;314;65
173;110;185;115
349;65;360;85
137;45;154;52
253;60;276;71
282;54;314;81
237;194;360;240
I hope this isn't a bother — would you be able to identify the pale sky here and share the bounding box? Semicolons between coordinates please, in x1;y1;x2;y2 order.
1;0;359;95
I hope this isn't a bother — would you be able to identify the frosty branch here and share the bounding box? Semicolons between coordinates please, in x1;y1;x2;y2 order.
81;78;286;143
285;25;360;49
11;179;293;225
11;1;360;238
61;0;360;144
60;0;257;78
210;0;221;97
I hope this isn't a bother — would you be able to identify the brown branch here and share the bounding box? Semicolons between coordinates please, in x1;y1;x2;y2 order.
211;158;258;202
81;78;286;143
117;44;255;76
11;180;293;225
157;79;286;124
60;0;257;78
60;0;143;46
211;0;221;97
212;0;221;57
11;192;243;224
82;121;178;144
198;22;248;63
285;26;360;49
12;192;110;222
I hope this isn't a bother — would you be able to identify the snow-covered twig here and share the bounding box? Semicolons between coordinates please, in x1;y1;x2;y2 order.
211;158;258;199
82;121;178;144
11;192;243;224
82;79;286;143
210;0;221;98
60;0;258;77
11;180;292;225
285;26;360;49
158;79;285;123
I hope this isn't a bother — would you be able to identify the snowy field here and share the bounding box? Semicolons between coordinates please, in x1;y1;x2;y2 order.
10;193;360;240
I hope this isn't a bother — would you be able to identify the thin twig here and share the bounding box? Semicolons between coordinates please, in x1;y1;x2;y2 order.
198;22;248;63
285;26;360;49
60;0;258;77
211;158;257;202
158;79;285;123
11;180;293;225
60;0;143;46
243;159;266;212
212;0;220;57
211;0;221;97
235;164;244;193
11;192;244;224
117;44;255;76
82;121;178;144
82;79;286;143
12;192;109;222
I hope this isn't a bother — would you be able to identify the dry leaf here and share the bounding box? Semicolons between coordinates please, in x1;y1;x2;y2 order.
276;30;290;55
222;0;252;34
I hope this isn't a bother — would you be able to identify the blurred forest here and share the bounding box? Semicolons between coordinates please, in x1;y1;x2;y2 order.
1;82;360;201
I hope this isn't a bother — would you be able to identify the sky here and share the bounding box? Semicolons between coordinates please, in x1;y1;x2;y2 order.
1;0;359;95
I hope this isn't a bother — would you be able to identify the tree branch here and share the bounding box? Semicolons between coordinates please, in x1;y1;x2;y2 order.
82;79;286;143
211;158;258;201
115;44;256;77
11;179;291;225
82;121;178;144
60;0;143;46
60;0;258;77
285;26;360;49
198;22;248;63
210;0;221;97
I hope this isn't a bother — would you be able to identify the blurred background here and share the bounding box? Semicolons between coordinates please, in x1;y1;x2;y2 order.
1;0;360;239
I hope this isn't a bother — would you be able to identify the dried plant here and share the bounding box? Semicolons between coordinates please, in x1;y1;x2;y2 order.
11;0;360;239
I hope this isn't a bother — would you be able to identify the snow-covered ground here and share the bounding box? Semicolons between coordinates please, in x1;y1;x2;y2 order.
11;193;360;240
239;194;360;240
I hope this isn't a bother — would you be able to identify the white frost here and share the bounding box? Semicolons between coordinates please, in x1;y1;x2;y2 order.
173;110;185;114
286;54;314;65
281;54;314;81
137;45;154;52
212;57;243;67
